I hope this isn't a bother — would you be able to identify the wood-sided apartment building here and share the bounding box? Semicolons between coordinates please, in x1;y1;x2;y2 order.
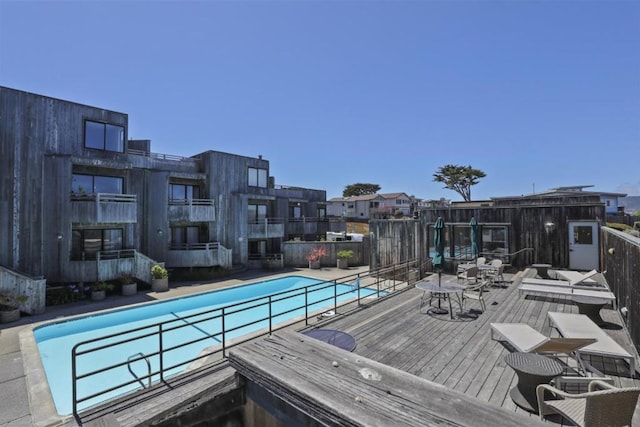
0;86;329;287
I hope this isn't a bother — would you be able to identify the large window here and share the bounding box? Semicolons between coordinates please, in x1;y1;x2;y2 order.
71;173;124;196
169;183;200;202
482;226;508;256
290;204;302;219
248;167;268;188
171;226;200;248
85;120;125;152
317;206;326;219
72;174;123;196
71;228;123;259
248;204;267;223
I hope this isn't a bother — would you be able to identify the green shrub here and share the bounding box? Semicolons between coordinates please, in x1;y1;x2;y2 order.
151;265;168;279
337;250;354;260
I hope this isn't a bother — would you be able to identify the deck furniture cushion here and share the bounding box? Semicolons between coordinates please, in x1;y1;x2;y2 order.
547;312;635;377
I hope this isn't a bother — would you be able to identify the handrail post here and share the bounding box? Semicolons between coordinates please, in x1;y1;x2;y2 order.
268;295;273;335
71;346;78;419
221;307;226;357
158;324;164;382
334;280;337;310
304;286;309;325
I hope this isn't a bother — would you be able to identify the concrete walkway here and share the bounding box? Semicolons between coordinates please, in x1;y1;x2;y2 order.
0;266;366;427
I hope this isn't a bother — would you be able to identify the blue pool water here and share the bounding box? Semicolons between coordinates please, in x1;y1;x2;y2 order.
34;275;377;415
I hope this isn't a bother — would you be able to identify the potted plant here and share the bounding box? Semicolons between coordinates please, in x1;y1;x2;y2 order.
151;264;169;292
0;291;27;323
306;247;326;269
336;249;354;269
91;281;112;301
120;273;137;296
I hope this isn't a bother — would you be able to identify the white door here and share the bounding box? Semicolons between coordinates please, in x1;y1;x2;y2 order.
568;221;599;271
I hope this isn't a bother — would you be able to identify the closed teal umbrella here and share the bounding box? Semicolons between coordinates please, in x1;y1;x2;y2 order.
432;217;446;313
470;217;479;261
433;217;445;271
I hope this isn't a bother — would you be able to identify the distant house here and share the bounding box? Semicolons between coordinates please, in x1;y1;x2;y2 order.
327;192;413;219
621;196;640;214
521;185;626;215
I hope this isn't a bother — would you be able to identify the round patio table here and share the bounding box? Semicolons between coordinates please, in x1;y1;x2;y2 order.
415;279;466;319
302;329;357;352
505;352;564;413
572;295;609;325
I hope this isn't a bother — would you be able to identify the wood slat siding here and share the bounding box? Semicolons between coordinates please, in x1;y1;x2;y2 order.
602;226;640;357
372;200;606;270
229;331;546;427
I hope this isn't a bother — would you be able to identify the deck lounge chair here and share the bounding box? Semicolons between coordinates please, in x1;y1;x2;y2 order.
518;283;616;305
547;312;636;378
490;323;605;384
537;380;640;426
555;269;604;285
521;269;605;290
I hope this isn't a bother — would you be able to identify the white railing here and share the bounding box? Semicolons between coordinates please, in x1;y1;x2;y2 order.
168;198;214;206
127;149;200;163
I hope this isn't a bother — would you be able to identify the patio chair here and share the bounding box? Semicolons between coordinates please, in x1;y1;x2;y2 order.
547;312;635;378
476;256;487;265
485;263;505;285
457;265;478;283
459;280;487;312
536;380;640;426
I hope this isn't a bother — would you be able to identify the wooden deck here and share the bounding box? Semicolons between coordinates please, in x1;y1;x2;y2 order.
66;267;640;426
296;268;640;424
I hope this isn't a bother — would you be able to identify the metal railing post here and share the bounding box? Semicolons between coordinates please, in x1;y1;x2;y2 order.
268;296;273;335
158;324;164;382
221;307;226;357
304;287;309;325
72;346;78;419
334;280;338;310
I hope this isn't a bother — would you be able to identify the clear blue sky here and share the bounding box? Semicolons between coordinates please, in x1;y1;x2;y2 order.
1;1;639;201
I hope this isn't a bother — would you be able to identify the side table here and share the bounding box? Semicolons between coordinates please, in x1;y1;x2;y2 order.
572;295;609;325
532;264;553;279
505;352;564;413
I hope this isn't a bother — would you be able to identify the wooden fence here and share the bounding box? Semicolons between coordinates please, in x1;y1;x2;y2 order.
601;227;640;355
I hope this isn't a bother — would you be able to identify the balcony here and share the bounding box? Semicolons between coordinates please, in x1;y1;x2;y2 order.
166;243;232;269
248;218;285;239
71;193;137;224
288;217;330;237
168;199;215;223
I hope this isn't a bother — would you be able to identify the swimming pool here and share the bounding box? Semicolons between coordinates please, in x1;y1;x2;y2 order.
34;275;378;415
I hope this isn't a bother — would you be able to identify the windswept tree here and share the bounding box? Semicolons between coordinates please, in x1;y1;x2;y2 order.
343;183;381;197
433;164;486;202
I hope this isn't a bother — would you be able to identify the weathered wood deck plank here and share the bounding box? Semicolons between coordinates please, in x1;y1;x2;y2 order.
304;268;640;424
229;331;546;427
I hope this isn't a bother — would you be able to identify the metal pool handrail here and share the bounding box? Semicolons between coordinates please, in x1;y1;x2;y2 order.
70;260;422;419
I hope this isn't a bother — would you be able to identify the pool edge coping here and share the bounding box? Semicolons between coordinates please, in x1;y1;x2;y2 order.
20;324;68;427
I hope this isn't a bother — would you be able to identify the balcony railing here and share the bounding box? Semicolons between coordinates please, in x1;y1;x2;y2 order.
166;242;232;269
248;218;285;238
168;199;215;222
70;193;137;224
128;149;200;164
